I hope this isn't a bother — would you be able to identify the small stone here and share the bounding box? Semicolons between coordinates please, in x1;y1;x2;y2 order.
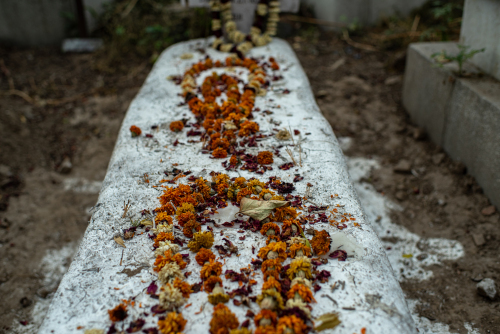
472;233;485;246
413;128;426;140
316;90;328;99
393;160;411;173
481;205;496;216
432;153;445;165
59;157;72;174
20;297;32;308
437;198;447;206
477;278;497;300
395;191;406;201
384;75;402;86
416;253;428;261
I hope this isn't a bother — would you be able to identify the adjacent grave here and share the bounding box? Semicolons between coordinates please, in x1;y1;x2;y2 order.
39;38;416;334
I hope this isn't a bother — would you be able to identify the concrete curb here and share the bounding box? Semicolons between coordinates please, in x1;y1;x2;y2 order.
403;42;500;211
39;38;416;334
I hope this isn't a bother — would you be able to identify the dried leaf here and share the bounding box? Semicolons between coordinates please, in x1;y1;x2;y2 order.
180;53;193;59
315;312;341;331
114;235;126;248
238;197;289;221
140;219;153;226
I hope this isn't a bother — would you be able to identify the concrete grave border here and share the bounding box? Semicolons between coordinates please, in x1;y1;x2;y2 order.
39;38;416;334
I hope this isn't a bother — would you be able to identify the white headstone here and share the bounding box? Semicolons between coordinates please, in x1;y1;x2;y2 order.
181;0;299;34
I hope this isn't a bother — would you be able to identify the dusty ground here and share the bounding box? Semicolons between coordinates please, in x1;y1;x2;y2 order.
0;33;498;333
293;35;499;333
0;47;149;333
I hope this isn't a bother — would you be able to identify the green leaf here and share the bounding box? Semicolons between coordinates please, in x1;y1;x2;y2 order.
238;198;289;221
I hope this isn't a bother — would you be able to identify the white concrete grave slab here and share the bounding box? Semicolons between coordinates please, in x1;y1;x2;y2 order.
39;38;416;334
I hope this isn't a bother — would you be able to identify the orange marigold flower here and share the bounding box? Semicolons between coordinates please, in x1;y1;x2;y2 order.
183;220;201;238
254;325;277;334
266;235;281;245
229;155;239;165
260;222;280;236
257;151;274;165
234;177;247;187
155;203;175;215
287;284;316;303
195;248;216;265
158;311;187;334
129;125;141;137
173;277;192;299
196;177;212;199
270;207;297;222
276;316;307;334
289;243;311;258
213;147;228;159
108;303;127;322
236;187;253;203
154;232;175;248
262;277;282;293
311;230;331;255
177;211;196;227
254;309;278;327
211;138;230;150
281;219;303;238
204;276;223;293
155;212;173;225
169;120;184;132
257;241;287;262
210;303;239;334
200;259;223;280
154;250;187;272
261;259;282;280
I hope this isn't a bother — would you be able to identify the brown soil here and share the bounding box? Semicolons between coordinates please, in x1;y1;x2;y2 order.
0;47;151;333
0;34;498;334
293;35;499;333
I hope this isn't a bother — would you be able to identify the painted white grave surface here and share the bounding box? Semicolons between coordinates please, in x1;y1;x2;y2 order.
39;39;416;334
180;0;299;33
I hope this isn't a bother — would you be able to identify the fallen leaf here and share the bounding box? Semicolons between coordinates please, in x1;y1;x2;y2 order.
114;236;126;248
180;53;193;59
238;197;289;221
402;254;413;258
140;219;153;226
315;312;341;331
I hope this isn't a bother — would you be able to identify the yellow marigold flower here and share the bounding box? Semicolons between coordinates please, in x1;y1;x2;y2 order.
169;120;184;132
289;243;311;258
200;259;223;280
259;188;275;200
175;202;195;219
229;329;252;334
286;257;313;280
247;179;266;194
270;195;285;201
214;173;230;185
153;223;173;235
276;316;307;334
209;303;239;334
287;284;316;303
257;241;287;262
208;285;230;305
155;212;173;225
285;299;311;317
217;183;228;196
257;289;284;310
260;222;280;236
257;151;273;165
291;277;312;288
254;309;278;327
195;248;216;265
155;241;180;257
158;262;184;284
311;230;331;255
188;231;214;252
262;277;281;293
159;283;185;310
158;311;187;334
227;183;240;200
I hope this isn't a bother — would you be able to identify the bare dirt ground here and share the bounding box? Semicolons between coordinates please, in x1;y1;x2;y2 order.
0;33;498;334
0;47;150;333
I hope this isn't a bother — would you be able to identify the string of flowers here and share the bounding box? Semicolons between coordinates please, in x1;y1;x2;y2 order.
210;0;281;57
